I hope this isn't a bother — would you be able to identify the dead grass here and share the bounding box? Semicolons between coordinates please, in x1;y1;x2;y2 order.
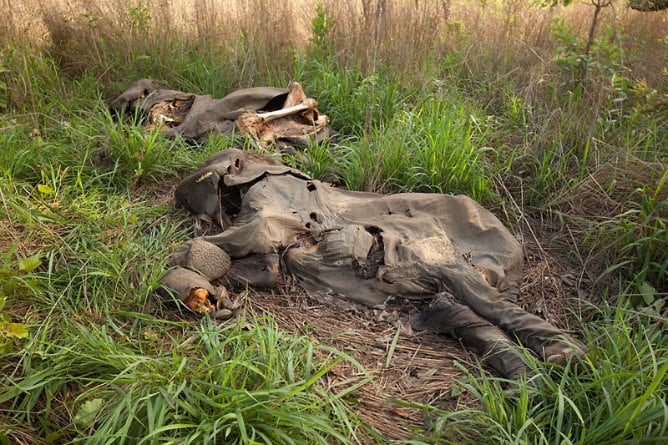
3;1;665;86
247;288;468;440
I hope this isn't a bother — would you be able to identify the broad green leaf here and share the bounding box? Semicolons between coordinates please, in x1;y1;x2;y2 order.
0;430;11;445
18;255;41;273
639;281;657;306
74;398;105;429
1;322;29;338
45;431;62;444
37;184;55;195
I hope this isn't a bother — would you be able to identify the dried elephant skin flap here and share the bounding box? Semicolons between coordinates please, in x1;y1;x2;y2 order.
109;79;334;146
174;149;308;226
169;148;586;376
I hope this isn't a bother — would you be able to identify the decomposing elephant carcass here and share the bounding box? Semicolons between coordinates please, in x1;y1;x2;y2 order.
109;79;334;149
161;148;586;379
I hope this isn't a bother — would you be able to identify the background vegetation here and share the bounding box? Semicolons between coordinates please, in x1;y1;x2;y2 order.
1;0;666;443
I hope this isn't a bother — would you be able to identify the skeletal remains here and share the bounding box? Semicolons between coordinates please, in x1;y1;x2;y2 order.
110;80;586;379
109;79;333;148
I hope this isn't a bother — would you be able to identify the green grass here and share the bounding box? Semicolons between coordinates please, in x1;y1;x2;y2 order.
2;315;366;444
292;58;492;198
409;304;668;445
0;63;375;443
1;1;667;443
0;89;370;442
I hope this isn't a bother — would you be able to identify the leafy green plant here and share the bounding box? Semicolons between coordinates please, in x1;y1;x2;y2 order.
550;18;584;78
0;299;28;354
635;282;666;315
129;5;151;32
310;4;336;60
0;256;38;354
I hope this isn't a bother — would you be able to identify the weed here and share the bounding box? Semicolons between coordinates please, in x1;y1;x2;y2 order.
0;261;33;353
310;4;336;60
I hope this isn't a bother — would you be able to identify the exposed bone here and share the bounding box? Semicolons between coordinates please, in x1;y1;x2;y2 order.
185;287;215;314
256;99;318;123
232;83;329;149
147;97;195;131
236;98;325;148
283;82;308;108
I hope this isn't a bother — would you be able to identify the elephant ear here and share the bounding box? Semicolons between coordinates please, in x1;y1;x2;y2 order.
174;167;222;225
108;79;172;114
174;148;308;229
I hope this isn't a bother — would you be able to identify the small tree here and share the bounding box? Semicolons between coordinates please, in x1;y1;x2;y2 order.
581;0;614;83
543;0;665;84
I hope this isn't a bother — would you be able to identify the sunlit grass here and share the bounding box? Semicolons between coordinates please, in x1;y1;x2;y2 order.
2;316;366;444
412;304;668;445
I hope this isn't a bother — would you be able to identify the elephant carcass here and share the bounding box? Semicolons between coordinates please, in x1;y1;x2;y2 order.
109;79;334;147
163;149;585;378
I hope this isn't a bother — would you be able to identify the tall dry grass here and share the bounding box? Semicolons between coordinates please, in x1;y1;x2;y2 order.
3;1;665;81
2;1;665;136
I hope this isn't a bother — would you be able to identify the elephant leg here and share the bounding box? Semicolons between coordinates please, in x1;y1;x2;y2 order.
229;253;282;289
445;267;587;365
413;292;528;379
161;266;240;319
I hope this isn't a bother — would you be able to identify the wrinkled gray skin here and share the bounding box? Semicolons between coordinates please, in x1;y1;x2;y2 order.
163;149;586;378
109;79;290;142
